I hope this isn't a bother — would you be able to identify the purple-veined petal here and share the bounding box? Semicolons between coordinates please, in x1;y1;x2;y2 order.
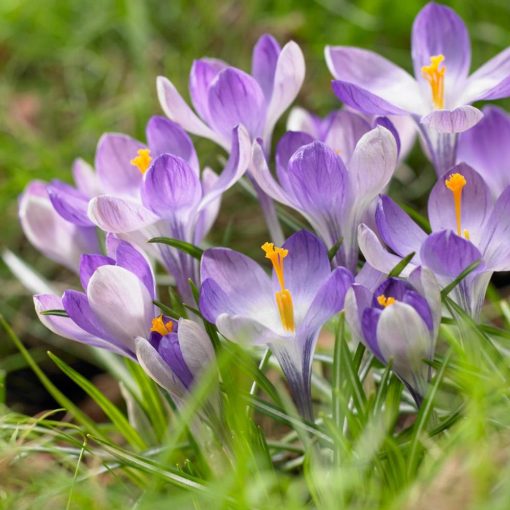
457;106;510;196
326;46;424;114
376;195;427;258
374;117;401;155
286;107;321;137
189;58;227;126
324;110;371;160
344;284;372;344
421;106;483;133
197;124;251;213
216;313;285;345
19;181;99;272
88;195;158;233
157;76;229;149
35;294;132;357
361;307;384;360
47;180;92;227
462;47;510;103
135;337;186;400
377;301;433;395
411;3;470;90
428;164;493;245
95;133;145;197
408;266;441;334
141;154;202;217
263;41;305;143
479;186;510;271
208;68;266;139
79;254;115;290
146;116;199;175
420;230;483;278
358;224;416;276
252;34;281;100
157;332;194;389
72;158;100;197
194;168;221;244
301;266;354;334
355;263;386;293
388;114;416;160
87;265;155;351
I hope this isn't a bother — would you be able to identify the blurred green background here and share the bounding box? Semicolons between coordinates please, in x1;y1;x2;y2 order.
1;0;509;411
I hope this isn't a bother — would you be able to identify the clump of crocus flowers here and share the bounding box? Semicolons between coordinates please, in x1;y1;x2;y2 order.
12;2;510;430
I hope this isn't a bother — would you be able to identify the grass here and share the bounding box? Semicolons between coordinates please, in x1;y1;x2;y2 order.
2;0;510;507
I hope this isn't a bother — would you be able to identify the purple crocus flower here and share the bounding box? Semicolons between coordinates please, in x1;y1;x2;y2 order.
287;106;417;160
84;118;250;303
34;238;215;406
326;3;510;176
458;106;510;198
345;267;441;404
251;125;398;271
199;230;353;420
359;163;510;317
157;34;305;244
19;179;99;272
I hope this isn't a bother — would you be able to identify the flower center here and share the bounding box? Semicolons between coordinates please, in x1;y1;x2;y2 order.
377;294;396;308
130;148;152;174
261;242;295;332
150;315;174;336
421;54;446;109
445;172;470;239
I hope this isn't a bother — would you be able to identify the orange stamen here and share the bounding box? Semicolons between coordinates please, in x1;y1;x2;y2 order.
421;55;446;109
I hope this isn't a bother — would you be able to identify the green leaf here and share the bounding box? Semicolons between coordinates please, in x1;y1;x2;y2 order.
440;259;481;298
328;238;343;262
148;237;203;260
388;252;415;277
40;309;69;317
48;351;147;450
152;300;180;319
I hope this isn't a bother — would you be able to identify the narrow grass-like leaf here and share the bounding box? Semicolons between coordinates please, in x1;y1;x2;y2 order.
148;237;203;259
388;252;415;277
40;309;69;317
328;238;343;262
440;260;481;298
152;300;180;319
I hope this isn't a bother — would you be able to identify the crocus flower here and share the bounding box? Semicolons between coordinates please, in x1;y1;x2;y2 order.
199;230;353;420
83;118;250;304
326;2;510;176
251;125;398;271
19;180;99;272
287;106;417;160
359;163;510;317
157;34;305;244
345;267;441;404
457;106;510;197
34;238;215;406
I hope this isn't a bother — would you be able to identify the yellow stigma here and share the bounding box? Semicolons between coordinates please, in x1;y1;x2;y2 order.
130;148;152;174
377;294;396;308
445;172;467;237
150;315;174;336
421;54;446;109
261;242;295;332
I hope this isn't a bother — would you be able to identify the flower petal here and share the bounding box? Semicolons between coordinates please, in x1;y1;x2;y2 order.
216;313;283;345
324;110;371;160
376;195;427;258
79;254;115;290
251;34;281;100
421;106;483;133
326;46;424;114
194;168;221;243
72;158;100;197
286;106;321;136
408;266;441;334
428;164;493;245
47;180;92;227
146;116;199;174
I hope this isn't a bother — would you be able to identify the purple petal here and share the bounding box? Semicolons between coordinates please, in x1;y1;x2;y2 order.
157;76;228;148
420;230;483;278
324;110;371;160
326;46;424;114
428;164;493;245
194;168;220;243
301;266;354;333
286;107;322;137
421;106;483;133
361;308;384;360
374;116;401;156
344;284;372;343
388;115;417;160
251;34;281;100
95;133;145;196
216;314;285;346
157;332;194;389
79;254;115;290
146;116;199;174
72;158;100;197
208;67;266;139
457;106;510;196
411;3;470;88
189;58;227;126
263;41;305;143
409;266;442;334
376;195;427;258
462;47;510;103
141;154;202;217
47;180;92;227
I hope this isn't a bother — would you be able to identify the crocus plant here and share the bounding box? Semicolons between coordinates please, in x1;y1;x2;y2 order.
199;230;353;419
326;2;510;176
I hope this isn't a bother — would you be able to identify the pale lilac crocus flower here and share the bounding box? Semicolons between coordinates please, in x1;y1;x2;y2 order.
326;2;510;176
157;34;305;244
199;230;353;420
